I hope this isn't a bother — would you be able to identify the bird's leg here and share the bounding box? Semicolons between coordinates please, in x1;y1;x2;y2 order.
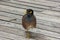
25;26;35;38
25;30;31;38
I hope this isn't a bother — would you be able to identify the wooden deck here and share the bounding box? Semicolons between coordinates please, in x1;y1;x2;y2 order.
0;0;60;40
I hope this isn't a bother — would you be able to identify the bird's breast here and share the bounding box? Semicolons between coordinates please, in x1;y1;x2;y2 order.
25;16;33;22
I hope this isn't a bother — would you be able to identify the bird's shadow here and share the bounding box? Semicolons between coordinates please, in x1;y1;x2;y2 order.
29;32;48;40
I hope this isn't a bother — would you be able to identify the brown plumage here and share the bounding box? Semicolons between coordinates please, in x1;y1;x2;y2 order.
22;9;36;38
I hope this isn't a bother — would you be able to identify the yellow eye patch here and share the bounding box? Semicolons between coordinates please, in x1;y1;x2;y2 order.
29;11;32;13
24;10;32;14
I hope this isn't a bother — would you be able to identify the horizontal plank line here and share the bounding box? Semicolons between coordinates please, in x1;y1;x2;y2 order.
0;11;23;16
0;10;60;20
0;1;60;12
0;19;21;24
37;19;60;28
0;31;35;40
0;4;60;20
0;8;60;19
0;3;59;18
0;20;60;39
0;3;26;10
0;25;60;39
1;14;59;33
0;9;60;25
37;26;60;35
1;27;60;39
0;10;60;25
47;0;60;3
1;0;55;8
0;18;60;34
0;1;43;12
0;36;13;40
0;24;59;37
0;25;25;36
0;14;60;29
0;15;15;21
14;0;60;12
0;11;60;30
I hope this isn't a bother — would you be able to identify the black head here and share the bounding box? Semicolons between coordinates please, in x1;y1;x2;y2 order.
26;9;33;15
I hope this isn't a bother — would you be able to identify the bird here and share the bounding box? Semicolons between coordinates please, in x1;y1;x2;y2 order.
22;9;36;38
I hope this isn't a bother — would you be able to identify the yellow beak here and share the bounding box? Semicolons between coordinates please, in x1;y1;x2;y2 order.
24;10;27;14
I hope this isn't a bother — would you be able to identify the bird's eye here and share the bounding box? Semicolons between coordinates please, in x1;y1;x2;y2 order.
29;11;32;13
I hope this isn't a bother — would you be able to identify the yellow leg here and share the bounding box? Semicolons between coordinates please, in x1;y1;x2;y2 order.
26;31;31;38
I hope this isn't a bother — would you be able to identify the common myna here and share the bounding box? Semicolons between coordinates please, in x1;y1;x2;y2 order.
22;9;36;38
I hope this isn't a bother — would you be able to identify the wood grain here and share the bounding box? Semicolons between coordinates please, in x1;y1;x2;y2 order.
0;0;60;40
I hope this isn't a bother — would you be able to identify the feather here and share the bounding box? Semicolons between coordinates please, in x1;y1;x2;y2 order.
22;9;36;38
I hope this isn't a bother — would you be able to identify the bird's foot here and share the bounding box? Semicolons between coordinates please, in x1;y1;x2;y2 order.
26;33;31;38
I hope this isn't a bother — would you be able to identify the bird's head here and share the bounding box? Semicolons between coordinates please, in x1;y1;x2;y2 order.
24;9;33;15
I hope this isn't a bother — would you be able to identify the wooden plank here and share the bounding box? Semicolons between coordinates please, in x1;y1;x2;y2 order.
0;16;15;21
37;24;60;33
37;22;60;35
4;0;52;9
0;25;25;36
2;0;60;8
0;0;60;12
0;0;60;40
0;4;60;17
0;5;60;34
14;0;60;12
0;12;60;34
0;4;24;15
0;8;60;33
0;20;60;39
0;10;60;28
0;3;60;24
0;25;59;40
0;2;59;15
47;0;60;3
0;31;35;40
41;10;60;17
0;20;24;30
0;4;60;24
14;0;60;8
0;11;22;23
29;28;60;39
0;11;22;19
36;15;60;23
0;36;11;40
0;1;44;12
0;9;60;25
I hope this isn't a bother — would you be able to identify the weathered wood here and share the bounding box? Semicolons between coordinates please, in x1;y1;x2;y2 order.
0;25;59;40
0;1;44;12
0;4;60;24
0;0;60;12
0;36;11;40
14;0;60;9
0;0;60;40
0;31;36;40
47;0;60;3
0;8;60;34
0;20;60;39
0;15;15;21
0;13;60;34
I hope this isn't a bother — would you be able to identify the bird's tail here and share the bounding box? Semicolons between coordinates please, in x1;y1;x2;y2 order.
25;31;31;38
